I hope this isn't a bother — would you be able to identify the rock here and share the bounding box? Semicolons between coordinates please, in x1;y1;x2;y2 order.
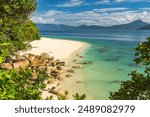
0;63;13;69
47;66;53;71
47;80;55;84
66;69;75;73
23;53;36;63
54;59;60;63
76;81;82;83
50;70;61;77
57;77;63;81
38;66;47;71
76;54;84;58
49;56;55;61
34;55;40;60
49;62;56;67
57;83;60;86
79;56;84;58
76;61;93;65
56;61;65;66
40;52;49;59
72;59;77;62
13;59;29;69
56;66;62;70
66;74;72;77
9;55;18;62
48;87;58;95
76;54;79;56
17;56;27;62
72;65;82;69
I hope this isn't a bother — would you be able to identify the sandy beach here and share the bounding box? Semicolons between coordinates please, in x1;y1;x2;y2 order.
22;37;86;61
21;37;90;99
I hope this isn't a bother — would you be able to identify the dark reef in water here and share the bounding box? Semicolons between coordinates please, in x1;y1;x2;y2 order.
103;56;122;62
115;50;133;56
117;68;124;71
127;63;142;68
94;47;111;53
108;80;122;84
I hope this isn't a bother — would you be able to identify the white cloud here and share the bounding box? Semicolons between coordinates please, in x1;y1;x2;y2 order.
95;0;110;5
44;10;63;16
55;0;85;7
95;0;150;4
94;8;129;12
31;16;56;24
140;8;150;10
31;9;150;26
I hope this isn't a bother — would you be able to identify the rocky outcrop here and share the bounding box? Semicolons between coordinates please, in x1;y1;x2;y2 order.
0;52;68;99
0;52;65;80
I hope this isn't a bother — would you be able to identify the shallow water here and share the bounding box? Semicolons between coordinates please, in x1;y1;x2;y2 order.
39;29;149;99
77;40;144;99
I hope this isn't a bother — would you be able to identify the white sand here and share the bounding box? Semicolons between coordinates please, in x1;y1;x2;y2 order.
21;37;86;61
21;37;89;99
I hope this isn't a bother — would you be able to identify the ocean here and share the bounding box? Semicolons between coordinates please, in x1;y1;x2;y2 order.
39;29;150;99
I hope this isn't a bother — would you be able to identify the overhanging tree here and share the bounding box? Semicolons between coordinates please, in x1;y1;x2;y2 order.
109;37;150;100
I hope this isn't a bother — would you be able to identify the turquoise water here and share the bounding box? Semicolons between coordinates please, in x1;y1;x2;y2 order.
39;30;149;99
78;40;143;99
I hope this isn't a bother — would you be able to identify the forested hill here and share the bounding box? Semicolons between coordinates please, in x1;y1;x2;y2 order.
36;20;150;31
0;0;39;60
138;24;150;30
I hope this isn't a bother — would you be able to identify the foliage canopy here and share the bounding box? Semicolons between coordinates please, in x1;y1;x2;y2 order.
109;37;150;100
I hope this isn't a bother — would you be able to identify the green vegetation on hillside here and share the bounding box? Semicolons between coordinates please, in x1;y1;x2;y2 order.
110;37;150;100
0;0;41;100
0;0;40;61
0;0;86;100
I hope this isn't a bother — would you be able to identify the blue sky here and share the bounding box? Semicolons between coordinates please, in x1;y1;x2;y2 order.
31;0;150;26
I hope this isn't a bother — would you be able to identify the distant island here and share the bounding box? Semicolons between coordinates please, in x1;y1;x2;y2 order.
138;24;150;30
36;20;150;31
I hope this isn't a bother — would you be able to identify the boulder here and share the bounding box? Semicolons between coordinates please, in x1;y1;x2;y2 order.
79;56;84;58
66;74;72;78
66;69;75;73
9;55;18;62
47;80;55;84
72;65;82;69
72;59;77;62
23;53;36;63
56;66;62;70
76;54;84;58
56;61;65;66
40;52;49;60
57;77;63;81
0;63;13;70
50;70;61;77
47;66;53;72
49;56;55;61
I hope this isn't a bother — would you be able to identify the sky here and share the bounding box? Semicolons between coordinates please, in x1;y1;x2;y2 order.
31;0;150;26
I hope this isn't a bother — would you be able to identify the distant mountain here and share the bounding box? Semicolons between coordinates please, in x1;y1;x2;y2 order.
36;20;149;31
109;20;149;30
138;24;150;30
36;24;74;30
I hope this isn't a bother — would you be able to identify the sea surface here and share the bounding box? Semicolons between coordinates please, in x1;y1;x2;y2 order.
39;29;150;99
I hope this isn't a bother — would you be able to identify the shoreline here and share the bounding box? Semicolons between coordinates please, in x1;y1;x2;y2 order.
58;40;92;99
21;37;91;99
